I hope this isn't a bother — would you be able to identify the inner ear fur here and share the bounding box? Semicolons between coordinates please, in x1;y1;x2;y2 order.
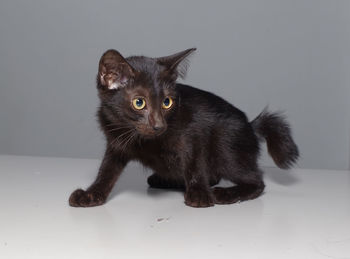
98;49;136;90
156;48;196;80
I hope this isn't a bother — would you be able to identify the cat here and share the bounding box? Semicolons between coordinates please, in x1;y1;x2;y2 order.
69;48;299;208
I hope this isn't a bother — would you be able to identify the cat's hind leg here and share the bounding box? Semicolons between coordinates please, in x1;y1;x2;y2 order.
213;183;265;204
148;174;220;189
213;169;265;204
147;174;185;189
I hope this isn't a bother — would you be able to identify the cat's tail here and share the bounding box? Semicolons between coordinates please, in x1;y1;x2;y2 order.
251;108;299;169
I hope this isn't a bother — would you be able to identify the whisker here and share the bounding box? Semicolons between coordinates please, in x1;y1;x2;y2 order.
105;123;117;127
107;126;132;133
109;128;135;147
104;122;128;128
119;130;136;154
119;131;133;150
113;131;134;147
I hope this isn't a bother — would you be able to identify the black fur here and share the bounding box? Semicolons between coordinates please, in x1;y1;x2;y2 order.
69;48;299;208
251;109;299;169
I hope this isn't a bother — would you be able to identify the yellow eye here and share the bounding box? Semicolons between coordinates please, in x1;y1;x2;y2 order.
132;98;146;110
162;97;173;109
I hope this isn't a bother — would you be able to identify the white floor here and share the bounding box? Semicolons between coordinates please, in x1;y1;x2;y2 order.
0;155;349;259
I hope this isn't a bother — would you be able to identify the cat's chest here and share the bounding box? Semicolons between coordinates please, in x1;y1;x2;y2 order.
134;137;184;173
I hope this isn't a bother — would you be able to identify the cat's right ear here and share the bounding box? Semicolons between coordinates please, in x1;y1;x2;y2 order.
98;49;136;90
156;48;196;80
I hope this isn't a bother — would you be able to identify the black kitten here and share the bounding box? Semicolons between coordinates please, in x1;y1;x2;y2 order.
69;48;299;208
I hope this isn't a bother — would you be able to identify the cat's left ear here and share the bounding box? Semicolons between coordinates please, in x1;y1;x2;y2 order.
156;48;196;80
98;49;136;90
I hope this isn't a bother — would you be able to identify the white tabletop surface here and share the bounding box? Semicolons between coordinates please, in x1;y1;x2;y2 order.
0;155;349;259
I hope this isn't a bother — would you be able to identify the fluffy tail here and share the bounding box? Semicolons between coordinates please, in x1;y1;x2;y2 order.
251;109;299;169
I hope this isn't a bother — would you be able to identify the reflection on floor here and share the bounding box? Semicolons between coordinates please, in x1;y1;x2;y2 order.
0;155;349;259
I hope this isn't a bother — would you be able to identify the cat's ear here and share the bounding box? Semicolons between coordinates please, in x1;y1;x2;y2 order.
98;49;136;90
156;48;196;80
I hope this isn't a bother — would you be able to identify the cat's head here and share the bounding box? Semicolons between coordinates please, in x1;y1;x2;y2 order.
97;48;196;137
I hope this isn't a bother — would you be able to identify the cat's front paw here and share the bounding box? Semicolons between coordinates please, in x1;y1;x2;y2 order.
184;188;214;208
69;189;106;207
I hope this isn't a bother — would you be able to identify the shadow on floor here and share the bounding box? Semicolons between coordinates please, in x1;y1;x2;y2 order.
108;162;183;201
108;163;300;202
109;164;149;200
263;167;300;186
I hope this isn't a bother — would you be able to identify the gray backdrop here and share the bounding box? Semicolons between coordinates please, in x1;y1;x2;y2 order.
0;0;349;170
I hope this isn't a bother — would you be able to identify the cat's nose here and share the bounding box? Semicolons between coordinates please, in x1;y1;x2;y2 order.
148;113;166;133
153;125;165;131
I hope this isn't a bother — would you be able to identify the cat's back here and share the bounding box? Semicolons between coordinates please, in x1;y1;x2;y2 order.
175;84;247;121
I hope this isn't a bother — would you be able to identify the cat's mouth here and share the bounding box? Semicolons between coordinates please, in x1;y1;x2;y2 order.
136;126;167;138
